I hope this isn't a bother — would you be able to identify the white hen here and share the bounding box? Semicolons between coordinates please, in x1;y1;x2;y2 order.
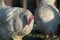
0;0;34;40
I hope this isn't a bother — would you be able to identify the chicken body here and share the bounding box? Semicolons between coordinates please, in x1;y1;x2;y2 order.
35;0;59;35
0;0;34;40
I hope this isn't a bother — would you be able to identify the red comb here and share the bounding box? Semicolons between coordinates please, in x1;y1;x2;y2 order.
28;15;34;24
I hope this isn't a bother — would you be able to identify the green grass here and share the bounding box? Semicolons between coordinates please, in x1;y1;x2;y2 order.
23;24;60;40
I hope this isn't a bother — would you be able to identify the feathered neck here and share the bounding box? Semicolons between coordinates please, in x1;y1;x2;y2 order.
0;0;5;6
40;0;56;5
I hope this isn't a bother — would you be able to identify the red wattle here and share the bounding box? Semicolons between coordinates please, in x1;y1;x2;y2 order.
28;15;34;24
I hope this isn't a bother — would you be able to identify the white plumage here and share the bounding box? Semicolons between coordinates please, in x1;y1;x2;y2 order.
35;0;59;35
0;0;34;40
